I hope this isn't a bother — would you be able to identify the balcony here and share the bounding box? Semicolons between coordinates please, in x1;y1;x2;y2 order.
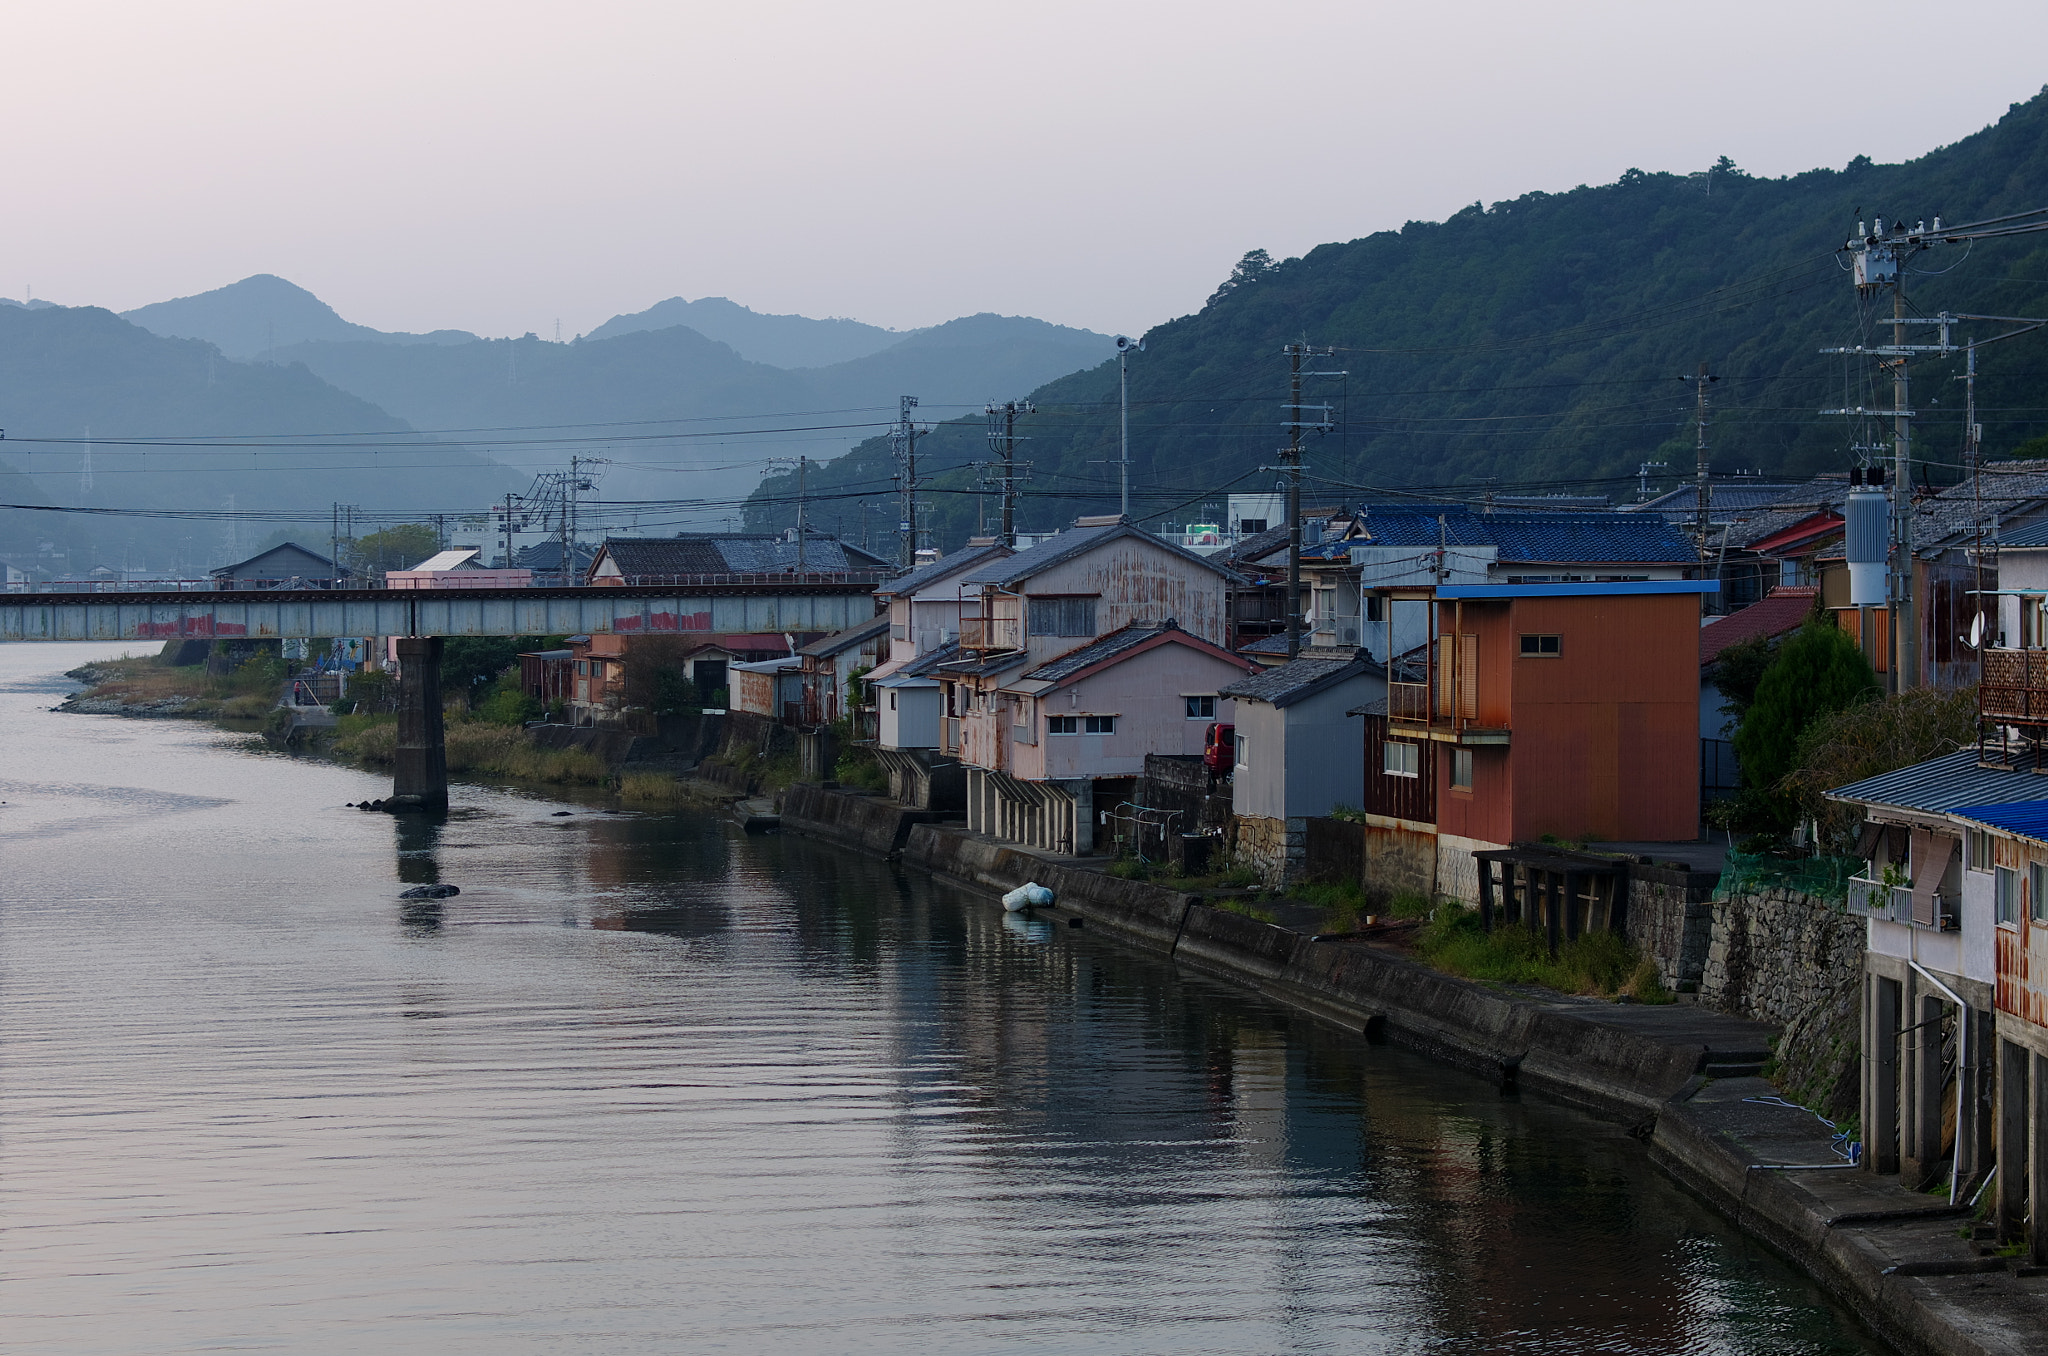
1846;876;1959;929
959;616;1021;651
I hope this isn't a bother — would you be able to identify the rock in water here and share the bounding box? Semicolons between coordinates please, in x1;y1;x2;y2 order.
398;884;460;899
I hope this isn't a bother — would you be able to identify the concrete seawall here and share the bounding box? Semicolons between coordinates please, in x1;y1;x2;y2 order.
877;809;2048;1356
778;784;950;857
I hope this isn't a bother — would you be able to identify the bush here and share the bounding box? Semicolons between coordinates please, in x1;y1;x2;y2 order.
1732;620;1879;830
474;683;540;727
1416;904;1672;1002
1782;686;1979;851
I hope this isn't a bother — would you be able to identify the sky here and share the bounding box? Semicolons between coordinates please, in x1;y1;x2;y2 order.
8;1;2048;340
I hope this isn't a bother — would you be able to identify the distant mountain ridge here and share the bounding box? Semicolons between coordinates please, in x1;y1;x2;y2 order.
122;274;478;358
585;296;910;368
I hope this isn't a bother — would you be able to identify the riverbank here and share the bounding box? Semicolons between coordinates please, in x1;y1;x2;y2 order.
781;785;2048;1356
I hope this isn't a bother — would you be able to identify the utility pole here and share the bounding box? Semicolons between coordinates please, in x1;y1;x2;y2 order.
1115;336;1143;518
893;396;922;567
766;456;812;571
1890;288;1916;689
1280;340;1340;658
981;400;1033;547
1689;364;1716;562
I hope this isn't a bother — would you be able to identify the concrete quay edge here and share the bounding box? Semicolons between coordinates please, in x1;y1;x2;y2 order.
778;788;2046;1354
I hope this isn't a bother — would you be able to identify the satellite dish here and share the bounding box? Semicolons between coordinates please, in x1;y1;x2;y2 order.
1968;612;1985;649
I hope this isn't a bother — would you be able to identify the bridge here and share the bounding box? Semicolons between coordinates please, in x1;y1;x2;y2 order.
0;580;879;644
7;580;882;814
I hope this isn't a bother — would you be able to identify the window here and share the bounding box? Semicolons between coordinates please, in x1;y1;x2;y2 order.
1027;596;1097;637
1235;734;1249;770
1383;741;1420;778
1519;634;1562;657
1185;695;1216;719
1238;517;1268;534
1968;828;1992;872
888;691;897;711
1451;748;1473;790
2033;862;2048;924
1365;595;1384;623
1047;715;1078;734
1998;866;2020;925
1084;715;1116;734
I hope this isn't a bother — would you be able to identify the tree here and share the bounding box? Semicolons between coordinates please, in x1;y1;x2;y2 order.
1206;249;1274;306
620;635;702;718
1733;619;1880;799
1705;634;1782;736
353;523;440;575
440;636;530;703
1783;685;1979;851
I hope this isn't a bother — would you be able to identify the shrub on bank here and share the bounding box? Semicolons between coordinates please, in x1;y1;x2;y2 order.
1415;904;1671;1002
330;715;605;784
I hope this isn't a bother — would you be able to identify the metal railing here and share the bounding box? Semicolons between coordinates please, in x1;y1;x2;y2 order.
609;570;897;588
1846;876;1959;929
8;576;366;594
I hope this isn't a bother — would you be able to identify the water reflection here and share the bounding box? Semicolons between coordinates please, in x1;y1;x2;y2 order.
0;642;1876;1356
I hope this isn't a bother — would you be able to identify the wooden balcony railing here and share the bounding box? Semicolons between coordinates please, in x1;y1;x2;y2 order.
959;616;1021;651
1388;681;1431;723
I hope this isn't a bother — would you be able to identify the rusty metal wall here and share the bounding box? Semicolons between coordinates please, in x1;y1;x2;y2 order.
1362;714;1437;824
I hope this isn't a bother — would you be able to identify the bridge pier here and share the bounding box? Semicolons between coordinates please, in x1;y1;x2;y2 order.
391;636;448;812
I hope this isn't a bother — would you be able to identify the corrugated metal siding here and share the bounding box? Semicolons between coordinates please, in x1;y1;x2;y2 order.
1363;715;1436;824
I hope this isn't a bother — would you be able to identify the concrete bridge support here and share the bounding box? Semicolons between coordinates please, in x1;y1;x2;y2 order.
392;636;448;812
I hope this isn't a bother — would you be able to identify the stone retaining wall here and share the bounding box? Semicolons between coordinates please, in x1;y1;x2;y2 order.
1699;886;1865;1117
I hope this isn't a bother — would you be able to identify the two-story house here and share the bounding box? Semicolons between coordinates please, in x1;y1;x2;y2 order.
938;515;1257;855
1354;579;1714;901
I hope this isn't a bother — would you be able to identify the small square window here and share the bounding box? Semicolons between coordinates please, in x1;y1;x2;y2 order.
1185;695;1216;719
1383;741;1419;778
1083;714;1116;734
1047;715;1077;734
1235;734;1249;769
1451;749;1473;789
1968;828;1992;872
1365;595;1384;623
1519;634;1562;657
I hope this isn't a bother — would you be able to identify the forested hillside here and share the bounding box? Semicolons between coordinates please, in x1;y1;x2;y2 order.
747;88;2048;550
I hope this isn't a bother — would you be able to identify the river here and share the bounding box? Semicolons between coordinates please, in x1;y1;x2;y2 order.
0;642;1879;1355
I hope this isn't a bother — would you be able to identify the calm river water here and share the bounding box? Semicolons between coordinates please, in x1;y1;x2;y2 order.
1;642;1878;1355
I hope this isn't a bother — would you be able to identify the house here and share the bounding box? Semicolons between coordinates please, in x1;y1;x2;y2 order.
385;548;532;590
938;515;1257;854
210;542;351;589
730;654;805;722
866;540;1010;683
1219;651;1387;884
1354;579;1714;901
1826;751;2048;1229
1290;505;1698;666
567;634;622;726
796;616;890;728
870;641;967;810
587;531;895;584
519;647;575;711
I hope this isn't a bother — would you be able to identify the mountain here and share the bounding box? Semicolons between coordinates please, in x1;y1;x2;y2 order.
122;274;477;359
585;296;907;368
0;304;513;574
745;87;2048;551
269;312;1114;509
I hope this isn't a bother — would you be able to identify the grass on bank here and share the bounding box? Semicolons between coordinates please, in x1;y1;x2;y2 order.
75;655;283;720
330;713;608;784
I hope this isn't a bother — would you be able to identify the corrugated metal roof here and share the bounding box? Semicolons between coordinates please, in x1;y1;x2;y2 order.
598;533;893;577
1998;518;2048;549
1826;748;2048;814
1698;588;1818;666
874;543;1006;596
796;615;889;657
1021;620;1179;683
960;520;1243;587
1949;798;2048;844
1219;655;1381;708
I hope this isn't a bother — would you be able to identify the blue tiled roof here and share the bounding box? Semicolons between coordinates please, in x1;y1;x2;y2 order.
1949;799;2048;843
1352;506;1695;564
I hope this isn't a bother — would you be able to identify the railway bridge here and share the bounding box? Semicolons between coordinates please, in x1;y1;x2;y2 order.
4;581;880;811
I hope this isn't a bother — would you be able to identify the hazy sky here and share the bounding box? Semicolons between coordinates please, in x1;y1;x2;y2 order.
9;1;2048;340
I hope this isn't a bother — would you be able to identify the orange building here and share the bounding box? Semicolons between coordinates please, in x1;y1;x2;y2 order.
1359;580;1713;900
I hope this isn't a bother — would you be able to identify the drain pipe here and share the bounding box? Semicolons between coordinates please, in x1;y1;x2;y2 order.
1908;921;1969;1206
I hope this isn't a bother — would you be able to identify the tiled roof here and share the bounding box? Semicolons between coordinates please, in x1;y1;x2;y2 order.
1349;506;1695;564
796;615;889;657
901;639;963;677
1218;523;1294;571
961;519;1243;587
1914;460;2048;548
874;543;1007;597
1826;748;2046;815
938;648;1034;678
1699;587;1818;666
1219;654;1381;707
1022;620;1182;683
597;533;894;577
1948;799;2048;843
1630;479;1809;520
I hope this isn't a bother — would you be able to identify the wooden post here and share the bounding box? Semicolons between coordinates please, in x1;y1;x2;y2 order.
1563;872;1582;943
1545;871;1562;957
1478;859;1495;933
